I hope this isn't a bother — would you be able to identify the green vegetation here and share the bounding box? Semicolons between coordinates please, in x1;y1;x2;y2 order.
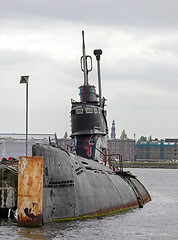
45;196;151;224
120;130;128;140
137;135;153;142
46;205;139;223
137;136;147;142
63;132;68;138
123;161;178;169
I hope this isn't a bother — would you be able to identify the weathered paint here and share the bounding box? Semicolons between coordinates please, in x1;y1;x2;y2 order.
32;144;151;225
45;201;139;223
17;156;43;227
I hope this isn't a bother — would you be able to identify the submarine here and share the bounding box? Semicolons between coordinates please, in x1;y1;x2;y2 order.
16;31;151;226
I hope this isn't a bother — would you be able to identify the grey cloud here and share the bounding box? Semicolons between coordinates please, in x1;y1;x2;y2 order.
1;0;178;28
1;0;178;138
103;58;178;90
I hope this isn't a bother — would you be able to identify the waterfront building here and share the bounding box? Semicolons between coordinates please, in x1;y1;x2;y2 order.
3;133;176;163
107;138;135;161
165;138;178;143
0;133;55;159
136;139;177;162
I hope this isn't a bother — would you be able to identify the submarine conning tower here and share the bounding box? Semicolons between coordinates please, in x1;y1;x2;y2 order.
70;31;108;161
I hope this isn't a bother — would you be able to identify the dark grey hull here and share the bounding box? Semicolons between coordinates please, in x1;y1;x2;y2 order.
32;144;151;223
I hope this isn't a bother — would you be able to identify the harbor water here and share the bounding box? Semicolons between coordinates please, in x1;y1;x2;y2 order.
0;168;178;240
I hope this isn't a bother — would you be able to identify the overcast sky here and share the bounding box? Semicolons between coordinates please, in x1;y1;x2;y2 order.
0;0;178;140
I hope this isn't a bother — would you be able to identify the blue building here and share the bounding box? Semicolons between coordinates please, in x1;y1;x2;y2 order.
136;139;177;162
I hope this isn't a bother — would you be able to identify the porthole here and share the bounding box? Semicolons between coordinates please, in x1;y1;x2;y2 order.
86;108;93;114
94;108;98;114
76;108;83;114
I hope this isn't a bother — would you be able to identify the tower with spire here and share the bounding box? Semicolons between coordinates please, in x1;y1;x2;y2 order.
111;120;116;139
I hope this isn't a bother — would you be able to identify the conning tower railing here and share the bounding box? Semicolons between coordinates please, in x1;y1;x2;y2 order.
94;147;124;176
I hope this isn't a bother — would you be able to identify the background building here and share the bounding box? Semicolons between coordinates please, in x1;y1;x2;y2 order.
107;138;135;161
0;133;55;159
136;139;178;162
2;132;177;163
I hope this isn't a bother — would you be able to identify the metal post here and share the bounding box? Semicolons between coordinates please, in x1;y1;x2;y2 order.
20;76;29;157
82;31;88;85
119;154;123;176
94;49;102;107
97;60;102;106
134;133;136;162
26;83;28;156
80;31;92;86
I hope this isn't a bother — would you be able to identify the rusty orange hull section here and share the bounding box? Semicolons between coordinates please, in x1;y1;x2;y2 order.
17;156;43;227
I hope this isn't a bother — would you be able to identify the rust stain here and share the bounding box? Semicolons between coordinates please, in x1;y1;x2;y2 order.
17;156;43;227
96;200;139;216
96;191;151;217
18;212;43;227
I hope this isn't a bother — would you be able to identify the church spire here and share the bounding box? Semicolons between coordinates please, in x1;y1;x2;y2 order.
111;120;116;139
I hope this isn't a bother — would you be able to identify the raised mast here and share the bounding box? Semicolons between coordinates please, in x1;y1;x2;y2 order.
82;31;88;85
94;49;102;107
81;31;92;86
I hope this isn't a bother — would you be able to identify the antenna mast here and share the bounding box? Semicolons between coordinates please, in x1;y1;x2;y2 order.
94;49;102;107
81;31;92;85
82;31;88;85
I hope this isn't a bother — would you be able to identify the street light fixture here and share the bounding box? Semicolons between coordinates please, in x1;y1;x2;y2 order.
20;76;29;157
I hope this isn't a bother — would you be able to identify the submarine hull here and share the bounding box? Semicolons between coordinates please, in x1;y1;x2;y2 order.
17;144;151;226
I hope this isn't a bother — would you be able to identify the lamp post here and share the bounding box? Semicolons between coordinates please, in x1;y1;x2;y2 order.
20;76;29;157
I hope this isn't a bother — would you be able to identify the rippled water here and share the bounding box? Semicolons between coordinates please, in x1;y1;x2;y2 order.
0;168;178;240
